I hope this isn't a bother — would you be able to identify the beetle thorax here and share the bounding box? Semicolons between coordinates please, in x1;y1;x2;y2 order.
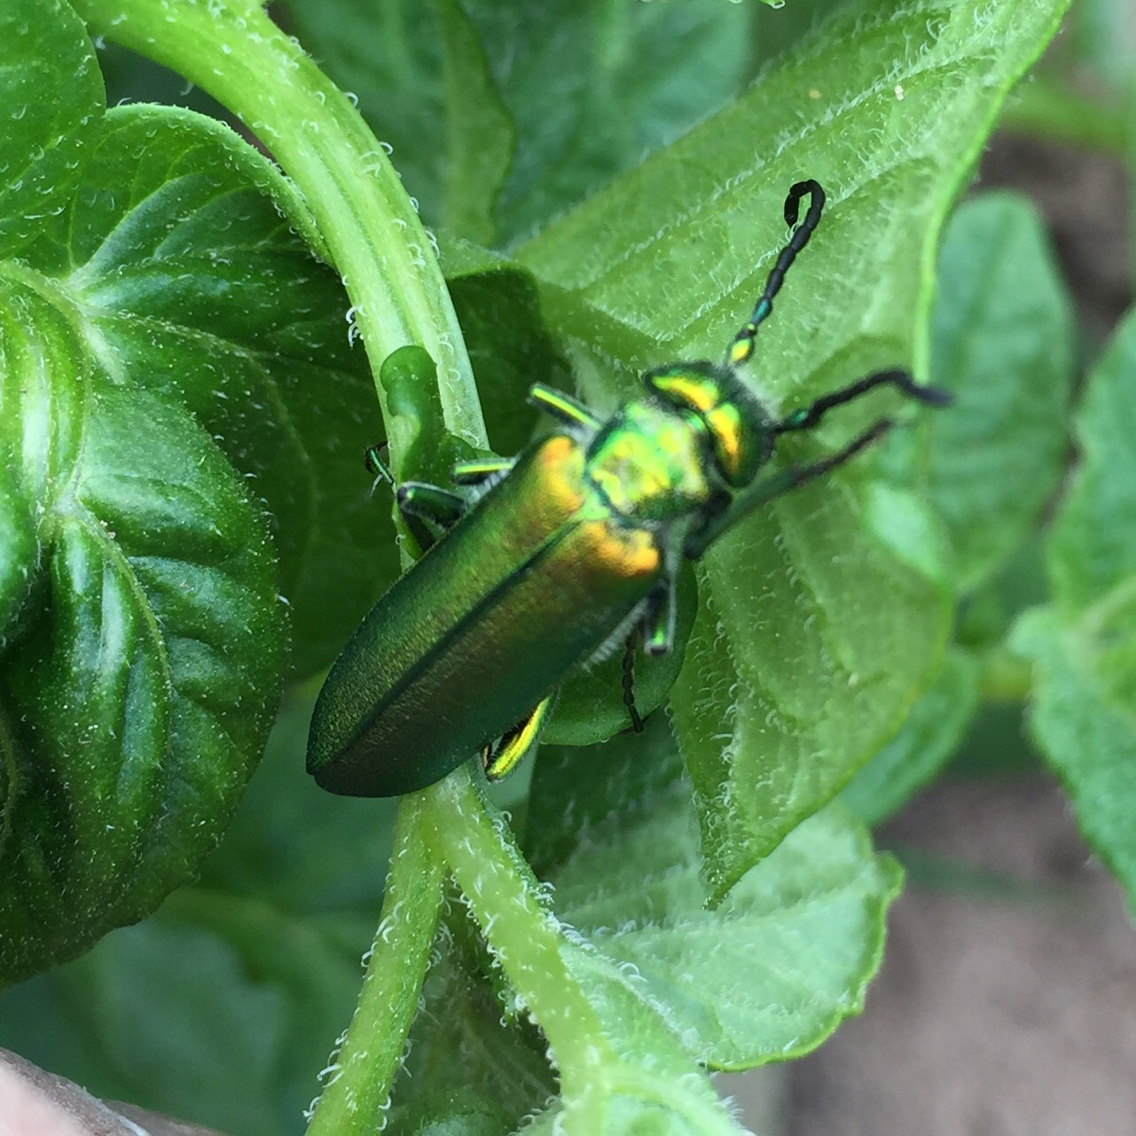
585;399;714;525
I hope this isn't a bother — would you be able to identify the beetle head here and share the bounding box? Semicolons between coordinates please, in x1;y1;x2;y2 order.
643;361;775;488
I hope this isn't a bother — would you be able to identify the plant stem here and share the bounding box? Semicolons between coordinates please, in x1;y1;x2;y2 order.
423;766;612;1129
306;793;445;1136
74;0;487;455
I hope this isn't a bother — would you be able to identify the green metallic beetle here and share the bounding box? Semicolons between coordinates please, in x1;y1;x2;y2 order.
307;180;949;797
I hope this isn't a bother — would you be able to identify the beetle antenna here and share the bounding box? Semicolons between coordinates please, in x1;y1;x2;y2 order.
775;368;953;434
727;179;826;368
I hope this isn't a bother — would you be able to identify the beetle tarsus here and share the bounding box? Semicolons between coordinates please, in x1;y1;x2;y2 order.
622;636;645;733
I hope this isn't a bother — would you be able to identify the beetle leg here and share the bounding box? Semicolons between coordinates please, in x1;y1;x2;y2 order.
620;635;646;733
483;693;557;780
364;444;457;549
396;483;465;525
451;456;515;486
641;582;676;658
618;583;675;734
364;442;395;490
775;368;952;435
528;383;603;431
395;482;467;550
683;418;897;558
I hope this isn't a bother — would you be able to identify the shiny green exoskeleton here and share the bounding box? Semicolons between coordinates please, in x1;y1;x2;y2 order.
307;180;950;797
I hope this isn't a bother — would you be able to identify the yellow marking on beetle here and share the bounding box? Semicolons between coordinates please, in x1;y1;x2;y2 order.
707;404;745;479
591;463;667;510
654;372;718;412
534;436;587;514
483;693;555;780
583;520;660;578
610;435;636;461
589;467;623;508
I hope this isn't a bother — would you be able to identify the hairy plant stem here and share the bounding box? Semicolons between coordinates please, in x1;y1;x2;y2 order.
306;793;444;1136
423;765;613;1133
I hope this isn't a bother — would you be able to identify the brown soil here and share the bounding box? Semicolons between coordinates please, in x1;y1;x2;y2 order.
787;775;1136;1136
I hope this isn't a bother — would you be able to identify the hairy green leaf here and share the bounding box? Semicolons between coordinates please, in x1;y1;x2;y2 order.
841;649;980;825
538;940;750;1136
31;105;396;674
0;368;282;983
550;767;900;1069
0;695;394;1135
436;0;514;245
426;771;752;1136
385;913;554;1136
284;0;751;242
440;237;573;459
0;5;392;983
0;0;103;258
525;712;685;878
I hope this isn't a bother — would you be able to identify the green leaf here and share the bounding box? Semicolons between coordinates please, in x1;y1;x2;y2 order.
436;0;515;246
426;770;752;1136
441;238;574;460
1045;312;1136;614
517;0;1069;899
525;712;685;878
0;375;282;985
841;649;980;825
1014;603;1136;910
385;913;555;1136
474;0;753;242
745;0;848;76
29;104;396;675
0;905;378;1136
543;943;751;1136
924;192;1074;590
9;919;292;1134
0;0;104;258
1013;307;1136;912
0;6;397;982
0;461;36;636
676;480;949;903
955;535;1051;650
551;778;901;1070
